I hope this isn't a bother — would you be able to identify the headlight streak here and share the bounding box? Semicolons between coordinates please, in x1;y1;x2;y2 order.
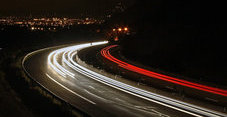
48;51;66;78
45;73;96;105
53;49;75;78
47;41;226;117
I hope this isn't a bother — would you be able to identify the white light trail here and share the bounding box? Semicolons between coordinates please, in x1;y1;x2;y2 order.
47;41;226;117
46;73;96;105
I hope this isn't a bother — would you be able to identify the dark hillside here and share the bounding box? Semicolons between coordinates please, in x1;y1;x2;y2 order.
108;1;227;86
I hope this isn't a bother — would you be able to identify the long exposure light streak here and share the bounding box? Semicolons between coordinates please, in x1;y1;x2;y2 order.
101;45;227;97
47;41;226;117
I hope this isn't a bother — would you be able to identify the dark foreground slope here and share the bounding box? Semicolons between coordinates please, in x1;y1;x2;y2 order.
0;25;103;117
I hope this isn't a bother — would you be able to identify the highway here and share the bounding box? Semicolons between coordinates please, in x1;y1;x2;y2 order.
23;41;227;117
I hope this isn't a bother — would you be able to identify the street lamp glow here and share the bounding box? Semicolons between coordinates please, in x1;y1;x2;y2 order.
124;27;128;31
118;28;122;32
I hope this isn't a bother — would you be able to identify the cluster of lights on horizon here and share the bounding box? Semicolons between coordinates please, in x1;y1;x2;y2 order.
0;17;104;31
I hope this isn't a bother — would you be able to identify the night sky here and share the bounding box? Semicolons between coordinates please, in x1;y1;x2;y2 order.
0;0;133;17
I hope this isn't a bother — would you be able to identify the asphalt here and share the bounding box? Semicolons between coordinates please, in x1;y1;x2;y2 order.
22;45;193;117
22;42;227;117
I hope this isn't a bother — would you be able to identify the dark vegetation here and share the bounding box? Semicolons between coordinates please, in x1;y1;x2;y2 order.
0;25;103;117
107;1;227;87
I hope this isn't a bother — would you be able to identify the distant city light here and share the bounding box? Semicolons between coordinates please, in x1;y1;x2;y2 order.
113;29;116;31
0;17;105;31
124;27;128;31
118;28;122;31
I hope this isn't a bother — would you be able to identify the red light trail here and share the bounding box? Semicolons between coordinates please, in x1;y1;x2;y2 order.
101;45;227;97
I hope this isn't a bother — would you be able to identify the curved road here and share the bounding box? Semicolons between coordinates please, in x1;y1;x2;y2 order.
23;41;227;117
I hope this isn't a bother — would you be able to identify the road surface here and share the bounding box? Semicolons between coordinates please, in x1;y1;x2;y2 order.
22;41;227;117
